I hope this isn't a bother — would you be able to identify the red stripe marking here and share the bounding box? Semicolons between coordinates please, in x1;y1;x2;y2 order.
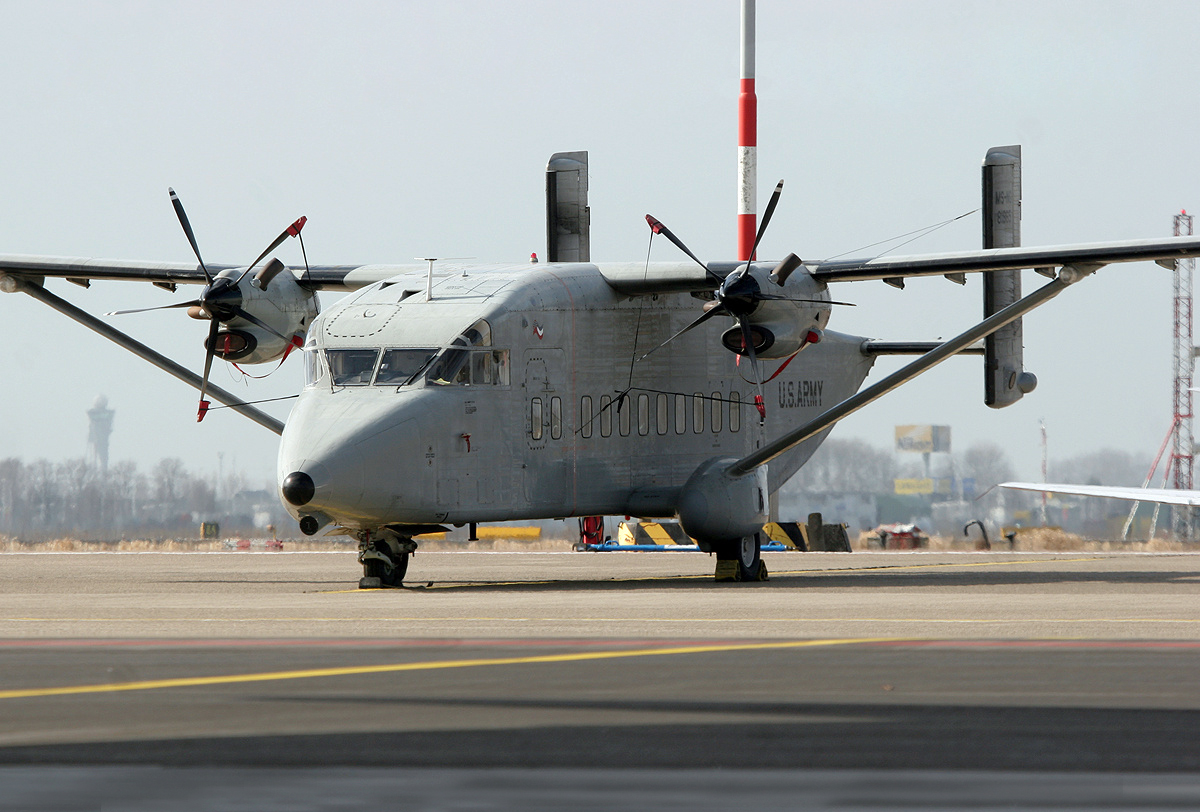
738;78;756;145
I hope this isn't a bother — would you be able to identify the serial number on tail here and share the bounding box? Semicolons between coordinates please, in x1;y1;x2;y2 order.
778;379;824;409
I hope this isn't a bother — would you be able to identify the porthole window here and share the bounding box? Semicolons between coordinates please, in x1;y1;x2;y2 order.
730;391;742;432
551;397;562;440
581;396;594;439
531;398;543;440
711;391;723;433
656;394;668;436
637;393;650;436
675;394;687;435
692;393;705;433
600;395;613;437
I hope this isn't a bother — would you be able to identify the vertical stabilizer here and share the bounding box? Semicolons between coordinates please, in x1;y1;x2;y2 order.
982;145;1036;408
546;151;590;262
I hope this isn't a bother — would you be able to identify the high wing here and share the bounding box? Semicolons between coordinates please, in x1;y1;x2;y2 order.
1000;482;1200;507
806;236;1200;284
0;253;417;291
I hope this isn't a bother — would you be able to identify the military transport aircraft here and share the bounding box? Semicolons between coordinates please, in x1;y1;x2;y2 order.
4;148;1200;586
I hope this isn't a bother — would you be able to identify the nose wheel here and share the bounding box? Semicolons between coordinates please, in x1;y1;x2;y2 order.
357;532;415;588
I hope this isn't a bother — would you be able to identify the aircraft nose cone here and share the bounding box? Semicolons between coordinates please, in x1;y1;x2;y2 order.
281;471;316;506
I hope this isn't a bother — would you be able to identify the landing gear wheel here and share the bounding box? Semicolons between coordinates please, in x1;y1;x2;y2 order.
360;540;409;588
713;535;768;582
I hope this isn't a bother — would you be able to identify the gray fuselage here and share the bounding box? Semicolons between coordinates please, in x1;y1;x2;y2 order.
277;262;876;531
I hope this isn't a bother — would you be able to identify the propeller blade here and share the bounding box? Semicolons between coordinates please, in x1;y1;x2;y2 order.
746;180;784;264
232;306;291;343
234;216;308;286
105;299;202;316
169;188;213;284
197;317;221;422
638;304;728;362
753;293;856;306
645;215;723;284
738;317;767;423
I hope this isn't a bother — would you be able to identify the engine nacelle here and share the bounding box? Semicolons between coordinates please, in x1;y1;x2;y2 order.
708;262;833;359
204;259;319;364
676;457;768;549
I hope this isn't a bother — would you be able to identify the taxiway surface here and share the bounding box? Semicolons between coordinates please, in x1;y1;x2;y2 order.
3;549;1200;807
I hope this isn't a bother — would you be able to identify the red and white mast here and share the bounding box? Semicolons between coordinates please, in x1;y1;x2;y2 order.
737;0;757;261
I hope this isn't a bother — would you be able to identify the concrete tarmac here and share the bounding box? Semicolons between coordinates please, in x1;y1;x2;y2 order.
3;549;1200;809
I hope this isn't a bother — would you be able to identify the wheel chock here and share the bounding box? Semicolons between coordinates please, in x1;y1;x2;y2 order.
359;576;383;589
714;560;740;581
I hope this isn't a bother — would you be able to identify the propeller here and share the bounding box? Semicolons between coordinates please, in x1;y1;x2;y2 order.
639;180;851;424
108;189;307;422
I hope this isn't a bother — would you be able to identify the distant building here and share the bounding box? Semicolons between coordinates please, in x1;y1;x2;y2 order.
86;395;114;471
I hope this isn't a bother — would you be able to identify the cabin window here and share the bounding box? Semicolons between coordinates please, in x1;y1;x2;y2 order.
375;348;437;386
675;394;687;435
619;394;631;436
600;395;613;437
711;391;723;433
303;350;326;387
637;394;650;436
326;349;379;386
551;397;562;440
730;391;742;432
692;393;705;433
580;396;593;439
531;398;543;440
655;394;668;435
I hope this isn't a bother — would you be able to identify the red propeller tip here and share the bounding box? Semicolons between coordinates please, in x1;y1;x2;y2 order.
287;216;307;237
645;215;664;234
197;400;211;422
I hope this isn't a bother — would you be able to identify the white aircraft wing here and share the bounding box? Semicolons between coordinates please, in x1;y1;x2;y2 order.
0;253;417;291
1000;481;1200;506
807;236;1200;283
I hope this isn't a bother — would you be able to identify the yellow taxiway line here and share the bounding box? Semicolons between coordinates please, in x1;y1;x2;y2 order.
0;637;891;701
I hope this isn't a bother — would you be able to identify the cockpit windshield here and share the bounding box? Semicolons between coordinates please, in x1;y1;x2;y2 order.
375;348;437;386
326;349;379;386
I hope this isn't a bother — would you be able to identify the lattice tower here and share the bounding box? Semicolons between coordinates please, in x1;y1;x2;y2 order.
1171;211;1195;540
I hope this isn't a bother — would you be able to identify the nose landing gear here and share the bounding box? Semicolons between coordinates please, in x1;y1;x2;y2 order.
357;529;417;588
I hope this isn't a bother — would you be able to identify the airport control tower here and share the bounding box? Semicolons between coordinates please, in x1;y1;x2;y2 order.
86;395;114;471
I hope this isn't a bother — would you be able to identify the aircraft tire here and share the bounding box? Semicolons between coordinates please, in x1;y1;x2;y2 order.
713;535;767;582
363;541;409;587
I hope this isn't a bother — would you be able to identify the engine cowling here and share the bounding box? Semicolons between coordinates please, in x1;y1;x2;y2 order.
199;259;319;364
717;265;831;359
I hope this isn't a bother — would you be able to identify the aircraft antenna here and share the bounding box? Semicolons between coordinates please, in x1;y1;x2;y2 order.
1170;210;1196;541
737;0;756;261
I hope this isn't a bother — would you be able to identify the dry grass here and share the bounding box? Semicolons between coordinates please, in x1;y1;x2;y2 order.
0;534;575;553
2;530;1190;554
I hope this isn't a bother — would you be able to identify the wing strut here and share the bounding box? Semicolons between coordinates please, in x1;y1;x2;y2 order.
8;277;284;435
726;268;1093;477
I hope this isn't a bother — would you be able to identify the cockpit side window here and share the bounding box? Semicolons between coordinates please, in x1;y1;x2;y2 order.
326;349;380;386
425;319;509;386
375;348;437;386
303;349;326;387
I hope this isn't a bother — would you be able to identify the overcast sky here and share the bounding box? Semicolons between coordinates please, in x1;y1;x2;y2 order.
1;0;1198;487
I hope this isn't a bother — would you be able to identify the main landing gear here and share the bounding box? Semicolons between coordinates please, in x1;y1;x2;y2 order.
358;529;417;588
713;533;769;582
